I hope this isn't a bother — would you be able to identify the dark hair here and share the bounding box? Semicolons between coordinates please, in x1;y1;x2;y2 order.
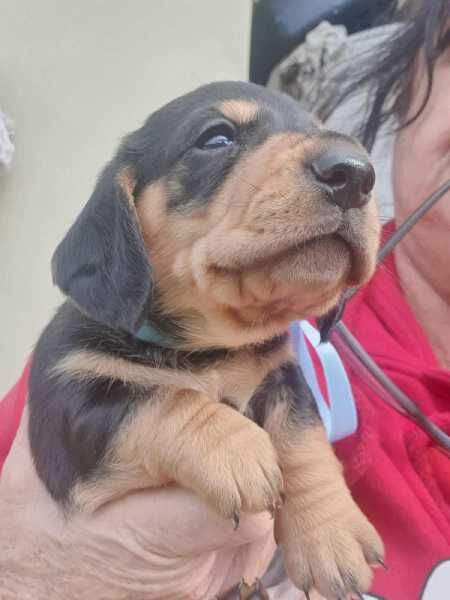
333;0;450;150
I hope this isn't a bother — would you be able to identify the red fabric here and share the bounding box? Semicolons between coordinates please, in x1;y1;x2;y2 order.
335;223;450;599
0;359;30;472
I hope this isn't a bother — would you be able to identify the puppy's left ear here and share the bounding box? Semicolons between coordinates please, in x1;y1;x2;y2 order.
52;162;152;334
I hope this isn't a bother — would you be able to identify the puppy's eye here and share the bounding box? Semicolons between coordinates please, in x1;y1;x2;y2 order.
204;134;233;149
196;124;235;150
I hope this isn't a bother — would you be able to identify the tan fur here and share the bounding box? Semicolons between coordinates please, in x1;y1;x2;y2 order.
135;133;380;350
51;350;217;396
73;388;283;515
67;341;291;512
116;167;136;205
220;99;259;124
265;408;384;597
53;341;291;411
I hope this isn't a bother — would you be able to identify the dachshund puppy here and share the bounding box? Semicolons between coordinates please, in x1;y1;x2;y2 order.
28;82;383;599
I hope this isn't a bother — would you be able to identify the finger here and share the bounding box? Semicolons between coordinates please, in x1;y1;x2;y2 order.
96;485;275;556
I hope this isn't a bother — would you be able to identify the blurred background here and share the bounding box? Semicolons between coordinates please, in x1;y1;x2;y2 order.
0;0;394;394
0;0;251;394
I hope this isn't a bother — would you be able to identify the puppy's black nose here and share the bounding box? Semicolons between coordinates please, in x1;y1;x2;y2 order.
311;150;375;210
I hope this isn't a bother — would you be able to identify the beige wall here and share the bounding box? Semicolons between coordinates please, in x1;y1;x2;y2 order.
0;0;251;395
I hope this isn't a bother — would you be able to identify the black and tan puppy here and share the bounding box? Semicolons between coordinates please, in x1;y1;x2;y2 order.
28;82;383;599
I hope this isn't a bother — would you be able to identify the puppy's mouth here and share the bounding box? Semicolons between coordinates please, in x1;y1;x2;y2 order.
209;224;371;289
192;205;379;328
201;230;365;324
291;232;359;283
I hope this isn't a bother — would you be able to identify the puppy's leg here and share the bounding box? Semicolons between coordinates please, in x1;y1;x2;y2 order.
91;389;283;521
251;363;384;598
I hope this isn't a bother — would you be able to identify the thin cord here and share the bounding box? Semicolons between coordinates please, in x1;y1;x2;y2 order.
334;322;450;451
334;178;450;451
342;178;450;305
378;178;450;262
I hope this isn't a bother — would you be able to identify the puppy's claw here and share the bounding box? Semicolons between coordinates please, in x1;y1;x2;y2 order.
232;511;240;531
303;590;311;600
248;579;270;599
255;578;264;590
217;580;247;600
218;579;270;599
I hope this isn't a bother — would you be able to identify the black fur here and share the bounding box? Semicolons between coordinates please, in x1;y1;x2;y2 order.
167;141;241;210
52;161;153;335
248;362;320;428
28;304;146;503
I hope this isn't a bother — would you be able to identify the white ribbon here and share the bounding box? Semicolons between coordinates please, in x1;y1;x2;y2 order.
290;321;357;442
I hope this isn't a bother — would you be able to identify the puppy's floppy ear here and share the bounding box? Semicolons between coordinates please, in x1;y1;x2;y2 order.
52;161;152;334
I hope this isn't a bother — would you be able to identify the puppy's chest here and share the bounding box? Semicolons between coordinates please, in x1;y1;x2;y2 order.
203;343;292;414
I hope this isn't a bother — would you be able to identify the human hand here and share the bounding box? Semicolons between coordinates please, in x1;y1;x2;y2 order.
0;409;277;600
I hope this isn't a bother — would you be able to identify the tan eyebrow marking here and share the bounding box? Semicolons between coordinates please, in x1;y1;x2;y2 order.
219;99;259;124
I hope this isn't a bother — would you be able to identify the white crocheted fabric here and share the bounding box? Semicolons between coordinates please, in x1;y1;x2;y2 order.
268;21;349;120
0;109;14;170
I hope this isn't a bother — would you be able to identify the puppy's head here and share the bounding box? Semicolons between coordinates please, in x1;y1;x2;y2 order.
53;82;379;348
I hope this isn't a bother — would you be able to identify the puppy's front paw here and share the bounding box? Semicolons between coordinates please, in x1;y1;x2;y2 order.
276;494;384;599
202;421;283;522
175;405;283;522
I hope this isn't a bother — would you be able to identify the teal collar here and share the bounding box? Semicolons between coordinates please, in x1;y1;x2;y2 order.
135;321;174;348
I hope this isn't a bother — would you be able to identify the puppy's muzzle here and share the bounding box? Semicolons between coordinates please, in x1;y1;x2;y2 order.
311;146;375;210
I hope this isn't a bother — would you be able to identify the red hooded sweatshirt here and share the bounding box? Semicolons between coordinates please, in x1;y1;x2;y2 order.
1;225;449;600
